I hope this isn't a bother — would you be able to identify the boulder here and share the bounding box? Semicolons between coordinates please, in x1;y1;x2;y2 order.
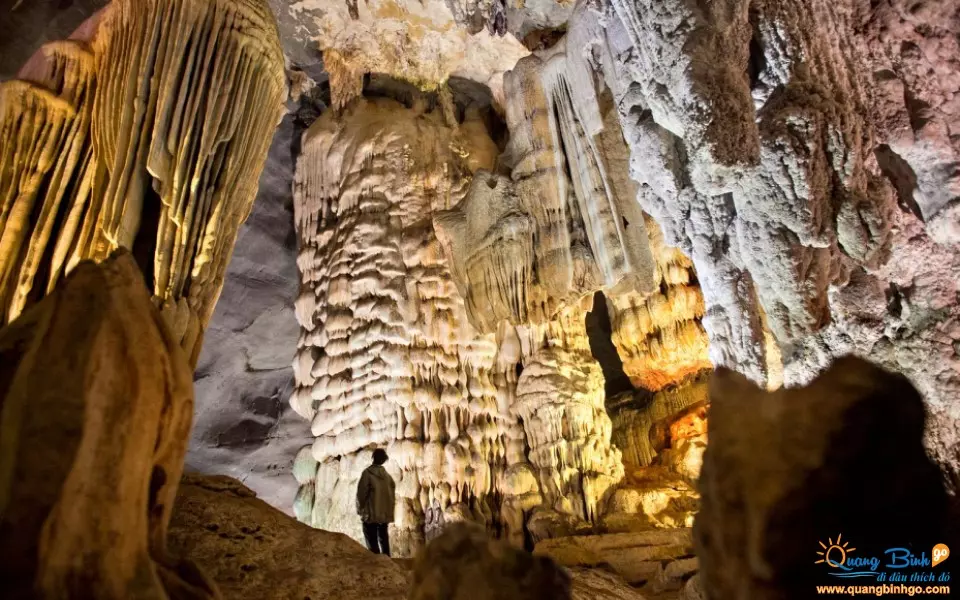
568;568;649;600
408;523;571;599
526;506;595;544
409;523;654;600
696;357;948;599
167;474;408;600
657;434;707;483
603;466;699;531
0;251;216;599
535;529;695;587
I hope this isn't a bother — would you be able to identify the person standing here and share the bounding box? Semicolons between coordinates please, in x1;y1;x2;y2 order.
356;448;396;556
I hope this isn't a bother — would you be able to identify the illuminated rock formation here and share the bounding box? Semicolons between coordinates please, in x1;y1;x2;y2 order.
0;251;216;599
0;0;286;361
609;380;709;471
279;0;529;108
606;216;711;392
291;90;627;552
3;0;959;592
291;96;509;554
434;46;658;334
528;0;959;473
511;305;624;523
286;0;959;547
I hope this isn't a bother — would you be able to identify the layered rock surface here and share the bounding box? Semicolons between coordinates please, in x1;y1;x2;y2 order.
281;0;959;552
0;0;286;361
291;94;625;553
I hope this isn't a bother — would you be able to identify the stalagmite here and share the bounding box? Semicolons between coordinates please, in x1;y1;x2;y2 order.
0;0;286;361
512;304;624;523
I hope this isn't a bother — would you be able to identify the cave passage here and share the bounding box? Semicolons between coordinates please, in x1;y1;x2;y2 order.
585;290;634;398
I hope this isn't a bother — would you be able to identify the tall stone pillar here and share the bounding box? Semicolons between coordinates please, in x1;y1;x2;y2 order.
291;97;508;556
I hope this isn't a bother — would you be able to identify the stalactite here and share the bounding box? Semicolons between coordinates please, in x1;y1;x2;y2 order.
606;215;711;391
0;0;286;362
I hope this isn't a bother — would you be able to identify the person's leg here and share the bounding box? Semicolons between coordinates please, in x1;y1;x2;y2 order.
362;522;381;554
377;523;390;557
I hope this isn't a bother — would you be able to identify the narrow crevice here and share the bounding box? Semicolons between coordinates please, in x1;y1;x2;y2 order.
747;25;766;91
585;290;634;398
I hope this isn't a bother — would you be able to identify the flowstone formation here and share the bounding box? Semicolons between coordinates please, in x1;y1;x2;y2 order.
0;0;286;361
291;96;508;553
291;92;629;554
471;0;960;476
286;0;960;550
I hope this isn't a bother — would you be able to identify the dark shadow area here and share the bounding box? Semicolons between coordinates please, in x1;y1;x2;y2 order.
361;72;509;150
875;143;924;220
585;290;634;398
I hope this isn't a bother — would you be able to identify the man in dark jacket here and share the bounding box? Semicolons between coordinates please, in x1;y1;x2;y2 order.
356;448;396;556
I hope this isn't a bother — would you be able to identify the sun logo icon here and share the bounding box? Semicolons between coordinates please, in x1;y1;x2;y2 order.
816;534;856;567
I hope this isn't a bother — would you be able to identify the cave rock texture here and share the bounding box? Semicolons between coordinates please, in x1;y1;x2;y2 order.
697;357;948;599
168;474;409;600
6;0;957;573
0;251;216;599
291;96;625;555
0;0;286;362
279;0;960;553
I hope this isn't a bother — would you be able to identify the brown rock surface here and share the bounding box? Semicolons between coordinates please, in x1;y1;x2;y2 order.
409;523;657;600
409;523;571;599
602;468;699;531
535;529;695;588
568;567;649;600
168;473;409;600
0;250;216;599
696;356;948;599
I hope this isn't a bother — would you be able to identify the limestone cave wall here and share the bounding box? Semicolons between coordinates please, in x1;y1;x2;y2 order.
4;0;956;561
279;0;959;552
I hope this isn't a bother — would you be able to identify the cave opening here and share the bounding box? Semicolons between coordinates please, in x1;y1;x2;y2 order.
584;290;634;398
747;12;766;91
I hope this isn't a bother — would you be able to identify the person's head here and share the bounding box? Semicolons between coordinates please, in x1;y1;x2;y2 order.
372;448;388;465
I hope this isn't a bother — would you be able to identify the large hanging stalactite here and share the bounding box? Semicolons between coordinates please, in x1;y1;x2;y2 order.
0;0;286;363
